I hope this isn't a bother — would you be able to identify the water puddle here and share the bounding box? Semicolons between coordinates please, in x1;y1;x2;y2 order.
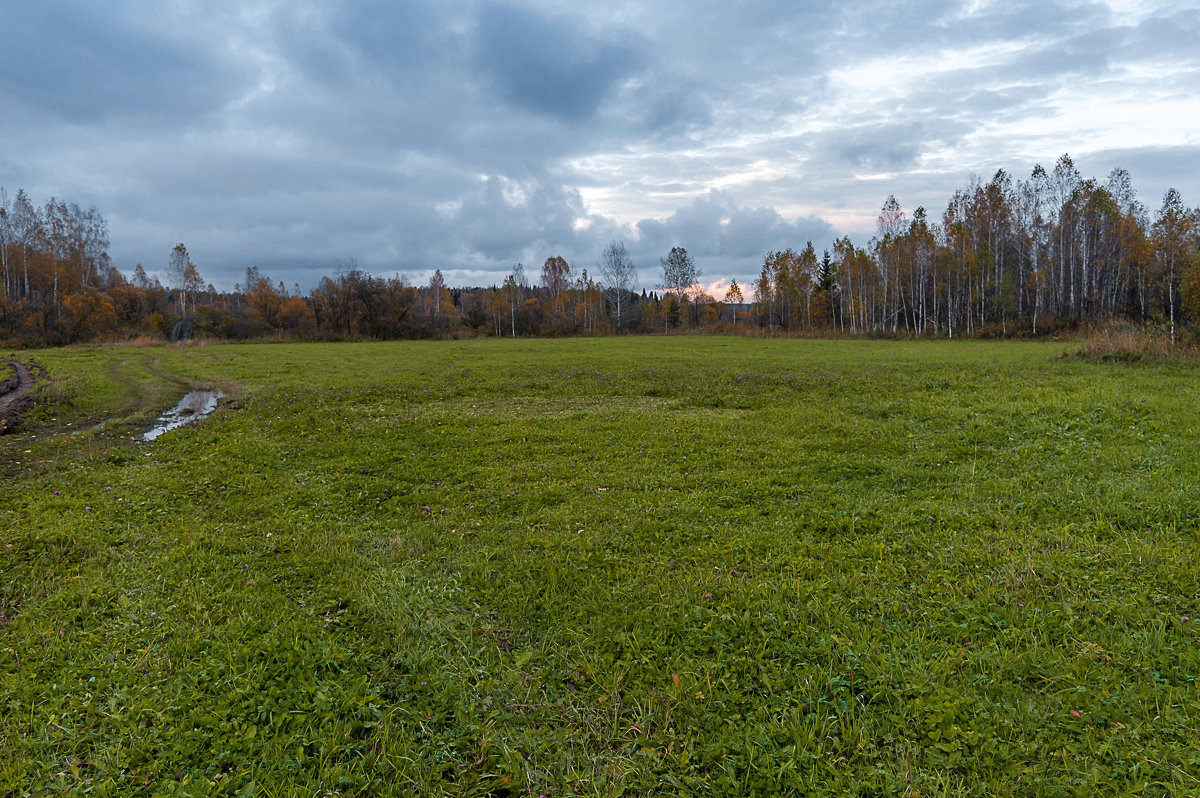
142;390;225;441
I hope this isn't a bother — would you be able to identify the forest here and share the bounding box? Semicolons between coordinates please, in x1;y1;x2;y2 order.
2;155;1198;347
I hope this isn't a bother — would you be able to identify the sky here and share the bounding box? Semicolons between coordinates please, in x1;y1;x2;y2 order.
2;0;1198;295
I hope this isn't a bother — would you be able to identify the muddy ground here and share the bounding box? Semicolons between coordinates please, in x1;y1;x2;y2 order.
0;361;38;434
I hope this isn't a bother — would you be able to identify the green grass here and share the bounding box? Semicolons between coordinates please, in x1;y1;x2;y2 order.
3;338;1200;795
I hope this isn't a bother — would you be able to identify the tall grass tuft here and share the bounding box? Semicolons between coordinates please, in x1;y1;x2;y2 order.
1076;321;1194;362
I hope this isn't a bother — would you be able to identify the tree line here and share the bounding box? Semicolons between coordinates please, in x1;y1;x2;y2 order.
754;156;1200;342
2;155;1198;347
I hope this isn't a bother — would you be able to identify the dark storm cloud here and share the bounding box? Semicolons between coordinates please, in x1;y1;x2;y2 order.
624;77;714;139
250;4;475;154
0;3;238;123
265;0;457;83
1;0;1196;292
332;0;456;74
472;3;644;122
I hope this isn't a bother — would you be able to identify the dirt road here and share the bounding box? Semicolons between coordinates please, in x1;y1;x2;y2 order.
0;361;36;434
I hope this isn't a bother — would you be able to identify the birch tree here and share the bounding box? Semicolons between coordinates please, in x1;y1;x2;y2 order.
660;247;698;329
599;240;636;332
1152;189;1194;343
12;189;38;300
0;188;9;299
167;244;193;314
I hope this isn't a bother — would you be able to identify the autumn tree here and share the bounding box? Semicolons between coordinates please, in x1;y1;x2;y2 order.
541;256;572;331
1153;189;1195;343
245;267;284;333
61;289;117;343
276;295;317;338
541;256;571;301
725;280;743;326
772;249;801;330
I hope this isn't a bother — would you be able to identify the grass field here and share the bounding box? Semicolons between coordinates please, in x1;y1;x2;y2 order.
2;338;1199;796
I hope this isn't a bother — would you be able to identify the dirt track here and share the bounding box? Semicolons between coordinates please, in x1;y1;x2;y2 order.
0;361;36;434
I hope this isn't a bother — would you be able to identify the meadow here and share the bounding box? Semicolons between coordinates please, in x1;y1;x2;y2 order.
2;337;1199;796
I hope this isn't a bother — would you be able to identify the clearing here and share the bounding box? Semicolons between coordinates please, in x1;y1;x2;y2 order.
1;338;1198;796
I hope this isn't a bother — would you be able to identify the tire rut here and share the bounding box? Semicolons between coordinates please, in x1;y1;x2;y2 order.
0;360;38;434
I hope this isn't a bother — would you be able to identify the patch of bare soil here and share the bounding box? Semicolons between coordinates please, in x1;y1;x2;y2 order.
0;361;38;434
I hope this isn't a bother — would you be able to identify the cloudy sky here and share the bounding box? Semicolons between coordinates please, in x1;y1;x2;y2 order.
2;0;1198;293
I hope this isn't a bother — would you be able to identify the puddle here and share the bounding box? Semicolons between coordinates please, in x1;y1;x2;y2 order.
142;390;224;441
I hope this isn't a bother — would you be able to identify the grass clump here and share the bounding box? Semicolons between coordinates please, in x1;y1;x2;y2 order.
1076;321;1196;363
3;338;1200;795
